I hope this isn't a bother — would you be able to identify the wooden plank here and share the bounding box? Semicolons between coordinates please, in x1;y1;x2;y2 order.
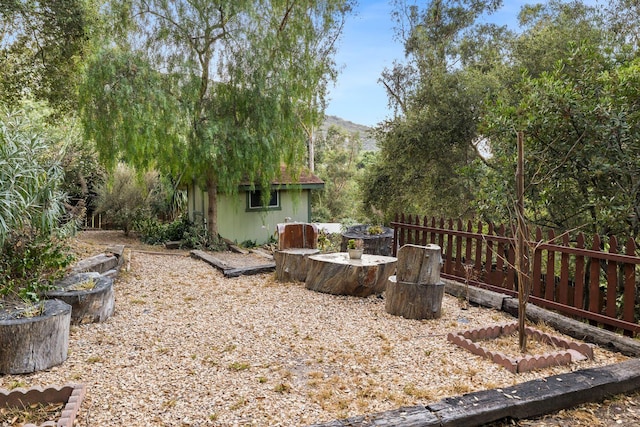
606;236;618;319
443;279;507;310
545;229;556;301
623;238;636;324
224;264;276;278
474;221;483;273
432;359;640;427
485;223;494;284
574;233;585;309
229;244;249;255
307;358;640;427
559;234;570;305
532;228;543;298
589;235;601;315
191;249;275;277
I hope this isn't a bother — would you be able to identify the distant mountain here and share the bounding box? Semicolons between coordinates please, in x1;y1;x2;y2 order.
320;115;378;152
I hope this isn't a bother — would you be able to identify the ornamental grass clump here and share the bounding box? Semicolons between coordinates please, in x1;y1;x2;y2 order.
0;102;77;307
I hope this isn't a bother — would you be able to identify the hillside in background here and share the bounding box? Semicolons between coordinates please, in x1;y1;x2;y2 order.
321;115;378;151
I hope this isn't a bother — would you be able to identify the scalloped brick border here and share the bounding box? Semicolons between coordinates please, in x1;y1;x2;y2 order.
0;383;86;427
447;323;593;373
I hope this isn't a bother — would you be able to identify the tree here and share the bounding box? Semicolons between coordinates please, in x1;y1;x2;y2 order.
483;44;640;240
363;0;506;221
312;125;362;222
0;0;97;112
80;0;353;238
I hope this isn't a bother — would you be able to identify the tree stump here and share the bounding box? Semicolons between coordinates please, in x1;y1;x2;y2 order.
385;244;444;320
0;299;71;374
47;272;115;324
340;225;394;256
274;248;320;282
305;253;397;297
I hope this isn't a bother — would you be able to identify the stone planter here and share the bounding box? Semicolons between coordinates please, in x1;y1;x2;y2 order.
0;383;86;427
46;272;115;325
347;248;363;259
0;299;71;374
340;225;394;256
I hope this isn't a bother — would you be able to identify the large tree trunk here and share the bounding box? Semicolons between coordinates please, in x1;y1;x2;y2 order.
206;179;218;238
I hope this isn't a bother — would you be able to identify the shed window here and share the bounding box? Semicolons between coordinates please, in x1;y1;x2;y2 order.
248;190;280;211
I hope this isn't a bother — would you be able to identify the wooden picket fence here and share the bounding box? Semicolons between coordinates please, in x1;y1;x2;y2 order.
391;214;640;336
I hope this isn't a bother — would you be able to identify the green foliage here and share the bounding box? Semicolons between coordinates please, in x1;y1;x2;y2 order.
0;0;98;112
312;126;366;222
367;225;384;235
137;214;196;246
0;101;76;303
95;163;157;235
0;101;76;247
0;234;74;303
80;0;354;237
365;0;507;222
180;223;227;252
482;43;640;240
240;240;257;249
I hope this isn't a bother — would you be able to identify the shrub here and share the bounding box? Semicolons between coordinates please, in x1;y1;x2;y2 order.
0;101;77;303
0;233;74;302
94;163;154;235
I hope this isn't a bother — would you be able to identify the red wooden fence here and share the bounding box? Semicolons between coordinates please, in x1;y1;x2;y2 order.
391;214;640;336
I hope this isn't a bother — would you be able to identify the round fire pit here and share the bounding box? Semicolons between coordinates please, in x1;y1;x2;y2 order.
340;224;394;256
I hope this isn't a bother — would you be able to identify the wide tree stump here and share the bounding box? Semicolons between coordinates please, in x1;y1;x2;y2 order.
274;248;320;282
47;272;115;324
305;253;397;297
385;276;445;319
385;244;444;320
340;225;394;256
0;299;71;374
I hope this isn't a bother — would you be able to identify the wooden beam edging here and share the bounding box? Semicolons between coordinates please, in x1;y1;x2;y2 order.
306;358;640;427
190;250;275;278
442;278;640;358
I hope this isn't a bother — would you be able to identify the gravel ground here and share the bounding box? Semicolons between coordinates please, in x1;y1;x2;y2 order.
0;231;634;426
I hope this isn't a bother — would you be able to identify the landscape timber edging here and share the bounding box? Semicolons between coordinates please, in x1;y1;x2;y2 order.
190;250;275;278
306;351;640;427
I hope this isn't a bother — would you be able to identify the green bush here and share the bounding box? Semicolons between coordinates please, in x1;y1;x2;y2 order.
0;233;74;302
136;214;192;245
136;214;227;251
95;163;154;235
0;101;77;303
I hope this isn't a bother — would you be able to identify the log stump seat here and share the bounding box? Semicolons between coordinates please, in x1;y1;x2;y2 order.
274;223;320;282
385;244;445;320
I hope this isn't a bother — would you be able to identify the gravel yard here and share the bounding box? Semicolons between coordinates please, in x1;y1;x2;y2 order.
0;231;631;426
